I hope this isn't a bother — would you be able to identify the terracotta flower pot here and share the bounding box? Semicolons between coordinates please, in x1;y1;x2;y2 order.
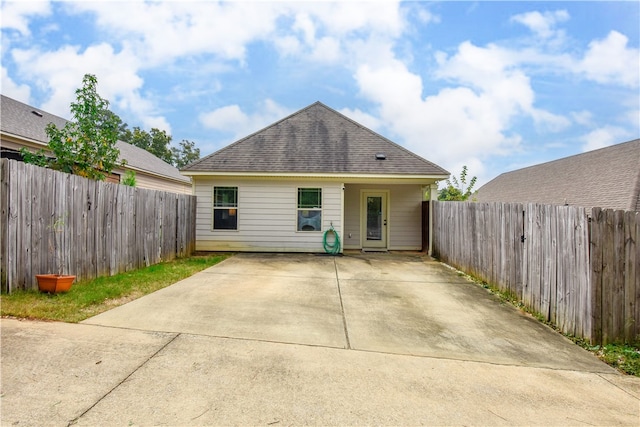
36;274;76;293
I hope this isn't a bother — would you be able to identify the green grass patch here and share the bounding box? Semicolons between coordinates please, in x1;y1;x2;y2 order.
1;253;230;323
592;344;640;376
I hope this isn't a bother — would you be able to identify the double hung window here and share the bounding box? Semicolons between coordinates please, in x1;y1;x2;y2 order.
213;187;238;230
297;188;322;231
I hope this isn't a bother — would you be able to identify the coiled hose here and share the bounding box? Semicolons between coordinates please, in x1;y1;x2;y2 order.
323;224;341;255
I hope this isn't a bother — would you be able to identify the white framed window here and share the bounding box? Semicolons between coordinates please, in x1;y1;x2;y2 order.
297;188;322;232
213;187;238;230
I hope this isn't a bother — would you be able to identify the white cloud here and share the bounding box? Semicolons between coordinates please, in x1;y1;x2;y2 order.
3;0;636;177
570;110;593;126
273;35;302;57
293;13;316;45
351;36;595;179
415;8;440;25
314;37;342;62
1;66;31;102
67;1;285;67
273;1;405;64
510;10;569;39
199;99;291;140
10;43;170;132
199;105;247;134
354;57;523;176
435;42;534;113
577;31;640;87
299;1;404;37
0;0;51;37
581;126;631;152
339;107;382;132
531;109;571;133
3;0;408;140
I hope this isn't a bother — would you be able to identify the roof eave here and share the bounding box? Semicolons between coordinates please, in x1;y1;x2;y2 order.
182;170;448;182
117;164;192;185
0;131;48;147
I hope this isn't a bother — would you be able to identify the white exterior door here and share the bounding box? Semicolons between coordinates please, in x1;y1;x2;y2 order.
362;191;388;250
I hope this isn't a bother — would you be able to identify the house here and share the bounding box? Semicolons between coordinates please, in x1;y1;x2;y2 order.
0;95;192;194
475;138;640;211
181;102;449;253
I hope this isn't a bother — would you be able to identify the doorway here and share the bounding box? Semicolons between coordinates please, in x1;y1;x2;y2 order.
362;191;388;250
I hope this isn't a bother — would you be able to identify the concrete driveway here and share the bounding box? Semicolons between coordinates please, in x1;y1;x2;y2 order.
2;253;639;426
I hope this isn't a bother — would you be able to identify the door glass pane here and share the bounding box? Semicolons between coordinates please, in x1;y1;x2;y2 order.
366;196;382;240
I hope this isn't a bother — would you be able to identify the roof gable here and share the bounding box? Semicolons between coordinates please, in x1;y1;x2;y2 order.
476;139;640;211
1;95;189;184
183;102;448;176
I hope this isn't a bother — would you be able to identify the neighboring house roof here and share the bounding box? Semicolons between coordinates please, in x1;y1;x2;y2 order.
475;139;640;211
183;101;449;177
0;94;190;184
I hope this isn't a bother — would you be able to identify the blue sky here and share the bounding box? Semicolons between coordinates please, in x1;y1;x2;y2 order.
2;1;639;187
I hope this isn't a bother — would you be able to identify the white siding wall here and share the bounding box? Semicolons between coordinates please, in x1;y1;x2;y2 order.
343;184;423;250
194;177;342;252
343;185;362;249
388;185;423;250
132;171;192;194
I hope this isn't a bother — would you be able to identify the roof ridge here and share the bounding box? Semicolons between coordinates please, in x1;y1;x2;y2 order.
186;101;448;175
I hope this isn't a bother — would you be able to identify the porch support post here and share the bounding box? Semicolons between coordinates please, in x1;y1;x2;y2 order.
340;182;345;253
428;183;438;256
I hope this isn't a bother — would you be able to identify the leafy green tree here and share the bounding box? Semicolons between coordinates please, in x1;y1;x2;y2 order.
114;117;201;168
105;110;132;142
19;147;49;167
126;127;174;164
438;165;477;201
172;139;200;168
28;74;121;180
122;170;137;187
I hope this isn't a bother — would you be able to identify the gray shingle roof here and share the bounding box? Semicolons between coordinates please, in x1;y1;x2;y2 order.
475;139;640;211
183;102;449;176
1;95;190;184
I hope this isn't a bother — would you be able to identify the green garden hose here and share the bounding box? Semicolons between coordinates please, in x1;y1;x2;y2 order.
323;225;341;255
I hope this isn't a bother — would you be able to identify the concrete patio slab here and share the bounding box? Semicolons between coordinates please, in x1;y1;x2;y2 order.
83;254;347;348
0;319;175;427
2;253;638;426
72;333;639;426
336;256;606;371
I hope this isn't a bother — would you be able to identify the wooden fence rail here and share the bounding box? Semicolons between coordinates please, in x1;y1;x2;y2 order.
1;159;196;293
432;201;639;345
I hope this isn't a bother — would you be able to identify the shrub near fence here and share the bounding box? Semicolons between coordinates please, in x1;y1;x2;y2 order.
432;201;639;345
0;159;196;293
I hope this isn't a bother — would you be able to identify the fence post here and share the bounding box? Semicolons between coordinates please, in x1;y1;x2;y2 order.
0;160;197;293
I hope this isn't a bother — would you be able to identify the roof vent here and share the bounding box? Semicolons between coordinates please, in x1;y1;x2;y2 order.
375;153;386;160
31;110;43;117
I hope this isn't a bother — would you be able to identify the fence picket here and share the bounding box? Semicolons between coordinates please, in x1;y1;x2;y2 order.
433;201;638;345
0;159;196;293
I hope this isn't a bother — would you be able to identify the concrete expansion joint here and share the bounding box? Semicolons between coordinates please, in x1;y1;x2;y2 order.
66;333;181;426
596;373;640;400
333;257;351;350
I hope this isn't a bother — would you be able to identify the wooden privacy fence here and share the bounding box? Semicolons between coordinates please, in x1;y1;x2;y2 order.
1;159;196;293
432;201;639;345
